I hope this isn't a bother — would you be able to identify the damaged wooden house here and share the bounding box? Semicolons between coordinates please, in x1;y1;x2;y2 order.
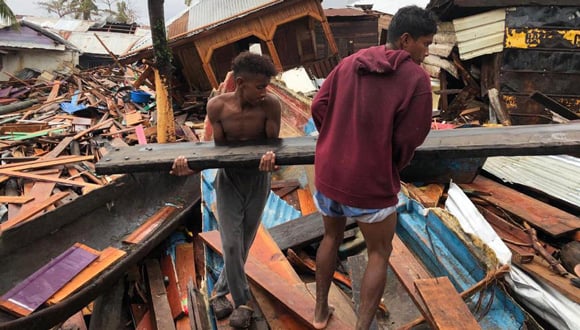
119;0;340;95
0;20;80;81
423;0;580;125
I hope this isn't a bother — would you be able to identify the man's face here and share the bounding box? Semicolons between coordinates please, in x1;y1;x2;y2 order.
401;33;434;64
238;73;270;105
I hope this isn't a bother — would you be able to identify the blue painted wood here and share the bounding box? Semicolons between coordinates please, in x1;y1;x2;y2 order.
396;194;527;329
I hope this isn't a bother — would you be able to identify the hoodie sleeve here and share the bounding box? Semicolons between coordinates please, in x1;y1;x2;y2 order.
312;68;337;132
392;73;433;171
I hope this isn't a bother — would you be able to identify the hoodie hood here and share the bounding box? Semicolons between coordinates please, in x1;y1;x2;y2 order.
354;46;411;75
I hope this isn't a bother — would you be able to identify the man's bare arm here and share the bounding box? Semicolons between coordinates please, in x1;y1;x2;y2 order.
264;94;281;139
207;97;226;143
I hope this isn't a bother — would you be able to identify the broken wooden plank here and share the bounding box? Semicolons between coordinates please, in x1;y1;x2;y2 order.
0;169;101;190
0;196;34;204
1;191;70;231
95;122;580;174
414;277;481;330
297;188;316;215
145;259;177;330
0;243;99;317
477;206;535;264
461;175;579;237
47;247;126;305
122;205;179;244
8;170;61;219
200;227;354;329
174;243;196;314
269;212;357;251
389;235;432;323
160;252;185;319
249;282;306;329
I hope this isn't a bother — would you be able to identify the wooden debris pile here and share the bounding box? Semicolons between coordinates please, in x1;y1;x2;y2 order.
0;65;206;232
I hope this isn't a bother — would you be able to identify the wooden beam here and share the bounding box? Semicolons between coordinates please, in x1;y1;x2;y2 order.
123;206;179;244
414;277;481;330
268;212;357;251
460;176;579;237
145;259;177;330
95;122;580;175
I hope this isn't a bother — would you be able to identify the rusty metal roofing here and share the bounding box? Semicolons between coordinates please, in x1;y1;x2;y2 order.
483;155;580;208
65;30;149;55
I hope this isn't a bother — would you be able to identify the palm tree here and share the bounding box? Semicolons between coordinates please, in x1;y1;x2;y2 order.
0;0;17;25
72;0;99;20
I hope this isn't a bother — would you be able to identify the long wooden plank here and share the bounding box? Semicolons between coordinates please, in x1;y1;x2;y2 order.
10;171;61;219
47;247;126;305
0;169;101;190
160;252;185;319
414;277;481;330
0;196;34;204
389;235;432;323
200;227;354;329
0;243;99;316
174;243;196;316
269;212;357;251
95;122;580;174
122;206;179;244
460;175;579;237
145;259;177;330
0;191;70;231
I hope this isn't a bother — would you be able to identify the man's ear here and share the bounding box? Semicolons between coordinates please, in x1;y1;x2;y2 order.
399;32;411;48
235;75;244;86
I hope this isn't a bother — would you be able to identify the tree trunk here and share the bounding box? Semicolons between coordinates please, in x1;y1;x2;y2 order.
148;0;176;143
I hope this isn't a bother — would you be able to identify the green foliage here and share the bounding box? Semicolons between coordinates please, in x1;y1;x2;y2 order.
0;0;18;25
37;0;138;23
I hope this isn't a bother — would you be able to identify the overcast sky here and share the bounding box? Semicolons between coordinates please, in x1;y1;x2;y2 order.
5;0;429;25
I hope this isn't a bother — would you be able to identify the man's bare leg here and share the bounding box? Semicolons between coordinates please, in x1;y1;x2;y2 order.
356;212;397;330
314;215;346;329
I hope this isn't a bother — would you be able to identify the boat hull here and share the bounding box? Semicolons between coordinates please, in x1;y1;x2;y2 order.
0;172;201;330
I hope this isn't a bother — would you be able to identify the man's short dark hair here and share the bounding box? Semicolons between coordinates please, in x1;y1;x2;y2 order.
232;52;277;78
387;6;437;44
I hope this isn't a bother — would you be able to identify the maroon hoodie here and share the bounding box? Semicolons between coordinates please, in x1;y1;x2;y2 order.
312;46;432;209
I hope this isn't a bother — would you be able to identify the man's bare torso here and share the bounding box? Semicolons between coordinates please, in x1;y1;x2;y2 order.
209;93;277;143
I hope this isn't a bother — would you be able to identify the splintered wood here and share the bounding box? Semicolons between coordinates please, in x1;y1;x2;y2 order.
0;65;206;232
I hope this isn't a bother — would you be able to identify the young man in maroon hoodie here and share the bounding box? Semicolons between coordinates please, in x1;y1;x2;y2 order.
311;6;437;329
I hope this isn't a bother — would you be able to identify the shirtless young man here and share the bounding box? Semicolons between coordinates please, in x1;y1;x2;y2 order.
171;51;281;328
311;6;437;329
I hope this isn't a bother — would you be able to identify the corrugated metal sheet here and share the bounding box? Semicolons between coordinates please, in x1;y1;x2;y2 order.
66;31;146;55
0;21;78;52
21;17;93;32
483;155;580;208
185;0;279;36
453;9;506;60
